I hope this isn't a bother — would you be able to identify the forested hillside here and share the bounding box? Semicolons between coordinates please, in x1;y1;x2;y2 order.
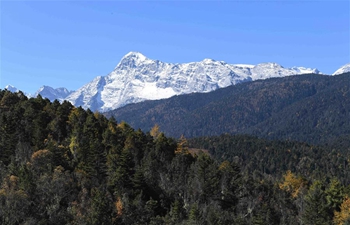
188;134;350;183
106;73;350;147
1;89;350;224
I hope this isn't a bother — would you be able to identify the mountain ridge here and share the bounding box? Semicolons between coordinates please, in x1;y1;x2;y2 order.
4;52;349;112
105;72;350;146
65;52;322;112
34;85;73;102
4;84;73;101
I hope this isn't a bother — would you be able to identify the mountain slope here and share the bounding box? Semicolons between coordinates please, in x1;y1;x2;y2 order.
247;76;350;143
105;73;350;145
333;63;350;75
66;52;321;112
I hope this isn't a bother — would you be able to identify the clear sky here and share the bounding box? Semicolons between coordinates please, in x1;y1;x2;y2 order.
1;1;349;94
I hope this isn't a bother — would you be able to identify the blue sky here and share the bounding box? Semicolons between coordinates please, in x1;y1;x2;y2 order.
1;1;349;94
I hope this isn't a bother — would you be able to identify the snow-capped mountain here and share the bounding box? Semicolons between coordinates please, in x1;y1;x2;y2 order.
5;85;33;97
333;63;350;75
35;86;73;102
65;52;322;112
4;85;73;101
5;85;19;93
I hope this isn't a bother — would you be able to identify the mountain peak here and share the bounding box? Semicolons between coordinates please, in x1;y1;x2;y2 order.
38;85;53;91
123;51;148;61
333;63;350;75
5;85;18;92
202;58;216;63
116;52;150;69
4;85;33;97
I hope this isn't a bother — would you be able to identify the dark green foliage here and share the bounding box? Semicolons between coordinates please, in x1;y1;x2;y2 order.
89;186;112;225
188;134;350;184
0;89;349;224
189;153;220;204
302;181;331;225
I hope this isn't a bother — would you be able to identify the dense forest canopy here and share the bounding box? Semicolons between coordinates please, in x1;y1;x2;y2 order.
0;85;350;224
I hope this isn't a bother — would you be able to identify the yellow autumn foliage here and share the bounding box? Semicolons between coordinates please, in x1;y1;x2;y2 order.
175;135;190;154
9;175;19;184
0;188;5;196
117;121;131;130
69;136;78;154
150;124;161;139
279;170;307;198
108;122;117;134
31;149;50;161
334;196;350;225
115;197;123;217
219;161;230;171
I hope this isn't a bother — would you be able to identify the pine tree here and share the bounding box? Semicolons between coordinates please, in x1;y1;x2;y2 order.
302;181;332;225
